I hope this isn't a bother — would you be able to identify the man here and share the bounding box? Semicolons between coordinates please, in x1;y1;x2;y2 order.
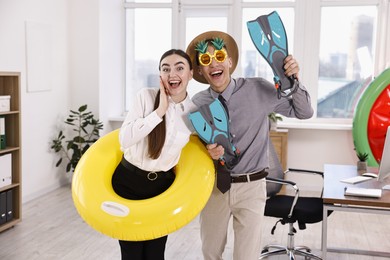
186;31;313;260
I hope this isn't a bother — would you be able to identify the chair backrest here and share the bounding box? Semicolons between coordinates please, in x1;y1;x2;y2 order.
266;139;284;196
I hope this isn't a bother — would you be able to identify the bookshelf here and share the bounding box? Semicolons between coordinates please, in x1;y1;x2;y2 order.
0;72;21;232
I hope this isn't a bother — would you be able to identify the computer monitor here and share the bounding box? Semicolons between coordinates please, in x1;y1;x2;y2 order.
377;126;390;182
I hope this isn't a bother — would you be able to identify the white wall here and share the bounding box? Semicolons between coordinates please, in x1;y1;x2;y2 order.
288;128;355;172
67;0;124;134
0;0;358;204
68;0;99;113
0;0;71;202
0;0;124;203
98;0;125;132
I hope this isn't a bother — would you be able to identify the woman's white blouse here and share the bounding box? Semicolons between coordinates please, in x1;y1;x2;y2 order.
119;88;196;172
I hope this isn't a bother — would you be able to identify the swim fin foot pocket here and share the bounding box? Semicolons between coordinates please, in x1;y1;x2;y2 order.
247;11;297;97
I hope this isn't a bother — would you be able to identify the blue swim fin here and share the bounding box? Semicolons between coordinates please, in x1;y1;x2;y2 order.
247;11;296;95
189;99;239;168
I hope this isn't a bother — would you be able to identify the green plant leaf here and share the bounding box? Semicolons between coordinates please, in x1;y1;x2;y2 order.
356;151;369;161
55;158;62;167
66;163;72;172
82;145;90;154
73;136;86;143
79;104;88;112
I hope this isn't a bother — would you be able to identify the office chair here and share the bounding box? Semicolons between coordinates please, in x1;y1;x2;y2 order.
260;140;330;260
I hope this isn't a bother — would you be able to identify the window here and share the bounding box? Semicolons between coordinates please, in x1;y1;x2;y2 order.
124;0;389;126
182;7;229;98
241;8;294;80
318;5;377;119
125;6;172;111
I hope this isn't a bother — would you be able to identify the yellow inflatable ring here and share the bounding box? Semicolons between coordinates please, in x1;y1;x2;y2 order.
72;129;215;241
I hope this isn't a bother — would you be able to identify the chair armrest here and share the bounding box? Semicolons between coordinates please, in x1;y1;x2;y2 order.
266;176;297;187
286;168;325;197
266;177;299;218
287;168;324;178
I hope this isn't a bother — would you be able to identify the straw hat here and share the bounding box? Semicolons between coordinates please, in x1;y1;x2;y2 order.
186;31;239;84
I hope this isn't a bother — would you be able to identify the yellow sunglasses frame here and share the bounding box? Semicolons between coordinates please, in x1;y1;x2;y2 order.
198;49;227;66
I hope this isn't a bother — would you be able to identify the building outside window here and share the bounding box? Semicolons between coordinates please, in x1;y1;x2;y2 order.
125;0;388;126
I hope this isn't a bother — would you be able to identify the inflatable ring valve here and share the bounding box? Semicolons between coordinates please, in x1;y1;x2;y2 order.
72;129;215;241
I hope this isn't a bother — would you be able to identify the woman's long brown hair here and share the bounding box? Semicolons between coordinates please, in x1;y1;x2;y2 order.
147;49;192;159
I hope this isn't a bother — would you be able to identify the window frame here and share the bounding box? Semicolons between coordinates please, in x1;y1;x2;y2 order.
124;0;390;129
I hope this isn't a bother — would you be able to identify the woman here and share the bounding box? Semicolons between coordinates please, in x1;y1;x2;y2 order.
111;49;196;260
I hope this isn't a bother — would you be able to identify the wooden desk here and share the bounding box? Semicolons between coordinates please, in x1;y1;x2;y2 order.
322;164;390;259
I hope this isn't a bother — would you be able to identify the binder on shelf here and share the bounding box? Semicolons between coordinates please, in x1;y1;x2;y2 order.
0;192;6;225
0;116;5;149
6;190;13;222
0;153;12;188
0;95;11;112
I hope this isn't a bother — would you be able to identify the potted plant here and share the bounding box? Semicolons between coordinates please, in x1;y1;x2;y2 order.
268;112;283;131
356;150;369;171
51;105;103;173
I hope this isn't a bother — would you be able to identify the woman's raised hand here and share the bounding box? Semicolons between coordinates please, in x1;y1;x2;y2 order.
156;76;170;118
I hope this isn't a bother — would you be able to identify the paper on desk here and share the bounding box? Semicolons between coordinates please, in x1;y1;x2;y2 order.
344;187;382;198
340;176;372;184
